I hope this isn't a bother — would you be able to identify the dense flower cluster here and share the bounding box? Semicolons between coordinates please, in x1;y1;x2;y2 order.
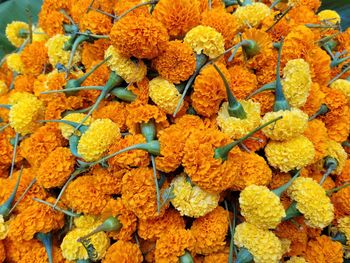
0;0;349;262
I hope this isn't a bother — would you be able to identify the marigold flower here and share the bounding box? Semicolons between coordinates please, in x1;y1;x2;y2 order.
153;0;201;38
148;77;182;114
59;113;93;139
80;10;113;35
265;135;315;172
77;118;120;161
36;147;75;188
8;92;45;135
240;185;285;229
110;14;168;59
262;108;308;141
105;45;147;83
304;236;343;263
7;197;64;241
336;159;350;185
303;119;328;162
318;10;341;24
330;79;350;102
307;47;331;86
281;59;312;108
138;208;185;241
203;249;229;263
5;21;29;48
322;140;347;175
0;241;4;262
20;41;48;76
6;53;24;73
286;257;309;263
38;9;66;37
332;186;350;218
121;167;167;220
46;34;81;68
228;66;258;99
234;2;271;28
184;25;225;59
234;222;283;263
288;177;334;228
301;82;325;116
190;206;228;255
217;100;261;139
152;40;196;84
171;174;219;218
102;240;143;263
155;228;194;263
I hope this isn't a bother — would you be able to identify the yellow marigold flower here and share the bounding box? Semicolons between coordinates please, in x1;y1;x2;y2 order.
5;21;29;47
0;80;8;96
286;256;309;263
171;174;220;218
148;77;182;114
184;25;225;59
239;185;285;229
234;222;283;263
318;10;341;24
6;53;24;73
323;140;347;175
337;216;350;246
46;34;81;67
330;79;350;102
262;108;308;141
265;135;315;172
32;27;48;42
102;240;143;263
0;215;8;240
105;45;147;83
74;215;100;229
9;92;45;135
217;100;261;139
287;177;334;228
234;3;271;28
59;113;93;139
77;118;120;161
61;226;110;261
282;59;312;108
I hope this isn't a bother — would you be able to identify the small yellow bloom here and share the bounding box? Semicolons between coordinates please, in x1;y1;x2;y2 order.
0;215;9;240
6;53;24;73
5;21;29;47
59;113;93;139
323;140;347;175
32;27;49;42
330;79;350;102
234;3;271;28
318;10;341;24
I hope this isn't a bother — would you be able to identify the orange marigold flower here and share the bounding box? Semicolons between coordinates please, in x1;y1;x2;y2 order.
243;130;268;152
261;12;291;42
182;128;240;193
20;41;49;76
102;240;143;263
304;236;343;263
107;134;150;170
110;14;169;59
152;40;196;84
0;131;22;168
121;167;168;220
113;0;149;16
81;39;111;69
306;47;331;86
155;228;194;263
326;106;350;143
7;197;64;241
20;123;67;168
288;5;319;27
198;0;225;12
301;82;325;116
336;160;350;186
38;10;67;37
190;206;229;255
203;248;229;263
36;147;75;188
101;198;137;241
138;208;185;241
13;74;35;93
303;119;329;162
153;0;201;38
289;0;321;12
332;186;350;218
93;101;127;132
62;175;110;215
0;241;4;263
88;166;126;195
252;90;275;115
80;10;113;35
191;63;229;117
228;66;258;99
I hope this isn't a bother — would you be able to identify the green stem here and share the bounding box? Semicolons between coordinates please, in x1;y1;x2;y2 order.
116;0;159;21
179;251;194;263
246;81;276;99
342;141;350;148
331;55;350;68
272;170;300;197
33;198;81;217
228;40;255;62
0;123;10;132
213;64;246;119
36;232;53;263
141;120;156;142
66;34;91;76
9;133;19;179
320;157;338;185
214;116;282;160
0;104;11;110
8;177;36;215
41;86;103;95
235;248;254;263
110;87;137;102
283;201;302;221
327;183;350;195
151;155;161;214
328;65;350;85
332;232;347;244
308;104;329;121
305;24;338;29
69;135;81;158
39;120;88;133
223;0;238;7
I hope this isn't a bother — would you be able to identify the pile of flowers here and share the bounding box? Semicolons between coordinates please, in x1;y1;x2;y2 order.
1;0;350;262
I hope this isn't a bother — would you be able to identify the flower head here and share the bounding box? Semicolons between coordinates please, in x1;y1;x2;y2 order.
234;2;271;28
318;10;341;24
321;140;347;175
152;40;196;84
148;77;182;114
9;92;45;135
102;240;143;263
80;10;113;35
171;174;220;218
303;119;328;162
282;59;312;108
304;236;343;263
265;135;315;172
6;53;24;73
59;113;93;139
239;185;285;229
330;79;350;103
184;25;225;59
105;45;147;83
262;108;308;141
5;21;29;47
288;177;334;228
332;187;350;218
77;118;120;161
20;41;48;76
234;222;283;263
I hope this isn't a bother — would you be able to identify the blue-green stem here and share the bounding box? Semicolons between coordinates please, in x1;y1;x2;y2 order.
305;24;338;29
283;201;302;221
213;63;247;119
342;141;350;148
36;232;53;263
235;248;254;263
273;39;290;112
308;104;329;121
331;55;350;68
179;251;194;263
33;197;81;217
69;135;81;158
320;157;338;185
9;133;19;179
223;0;238;7
272;170;300;197
63;24;79;35
214;116;282;160
327;183;350;195
66;33;91;76
173;53;208;117
115;0;159;21
329;65;350;85
228;40;259;62
110;87;137;102
41;86;103;95
332;232;347;244
0;123;10;132
0;166;23;219
8;177;36;215
39;119;88;133
0;104;11;110
76;260;91;263
246;81;276;99
62;106;93;117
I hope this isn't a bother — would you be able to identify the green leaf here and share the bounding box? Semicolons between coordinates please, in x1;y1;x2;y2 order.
320;0;350;30
0;0;43;59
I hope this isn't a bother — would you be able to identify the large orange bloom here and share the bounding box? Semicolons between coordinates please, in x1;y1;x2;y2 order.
303;119;329;162
301;82;325;116
80;10;113;35
81;39;111;69
228;65;258;99
305;236;343;263
20;41;48;76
